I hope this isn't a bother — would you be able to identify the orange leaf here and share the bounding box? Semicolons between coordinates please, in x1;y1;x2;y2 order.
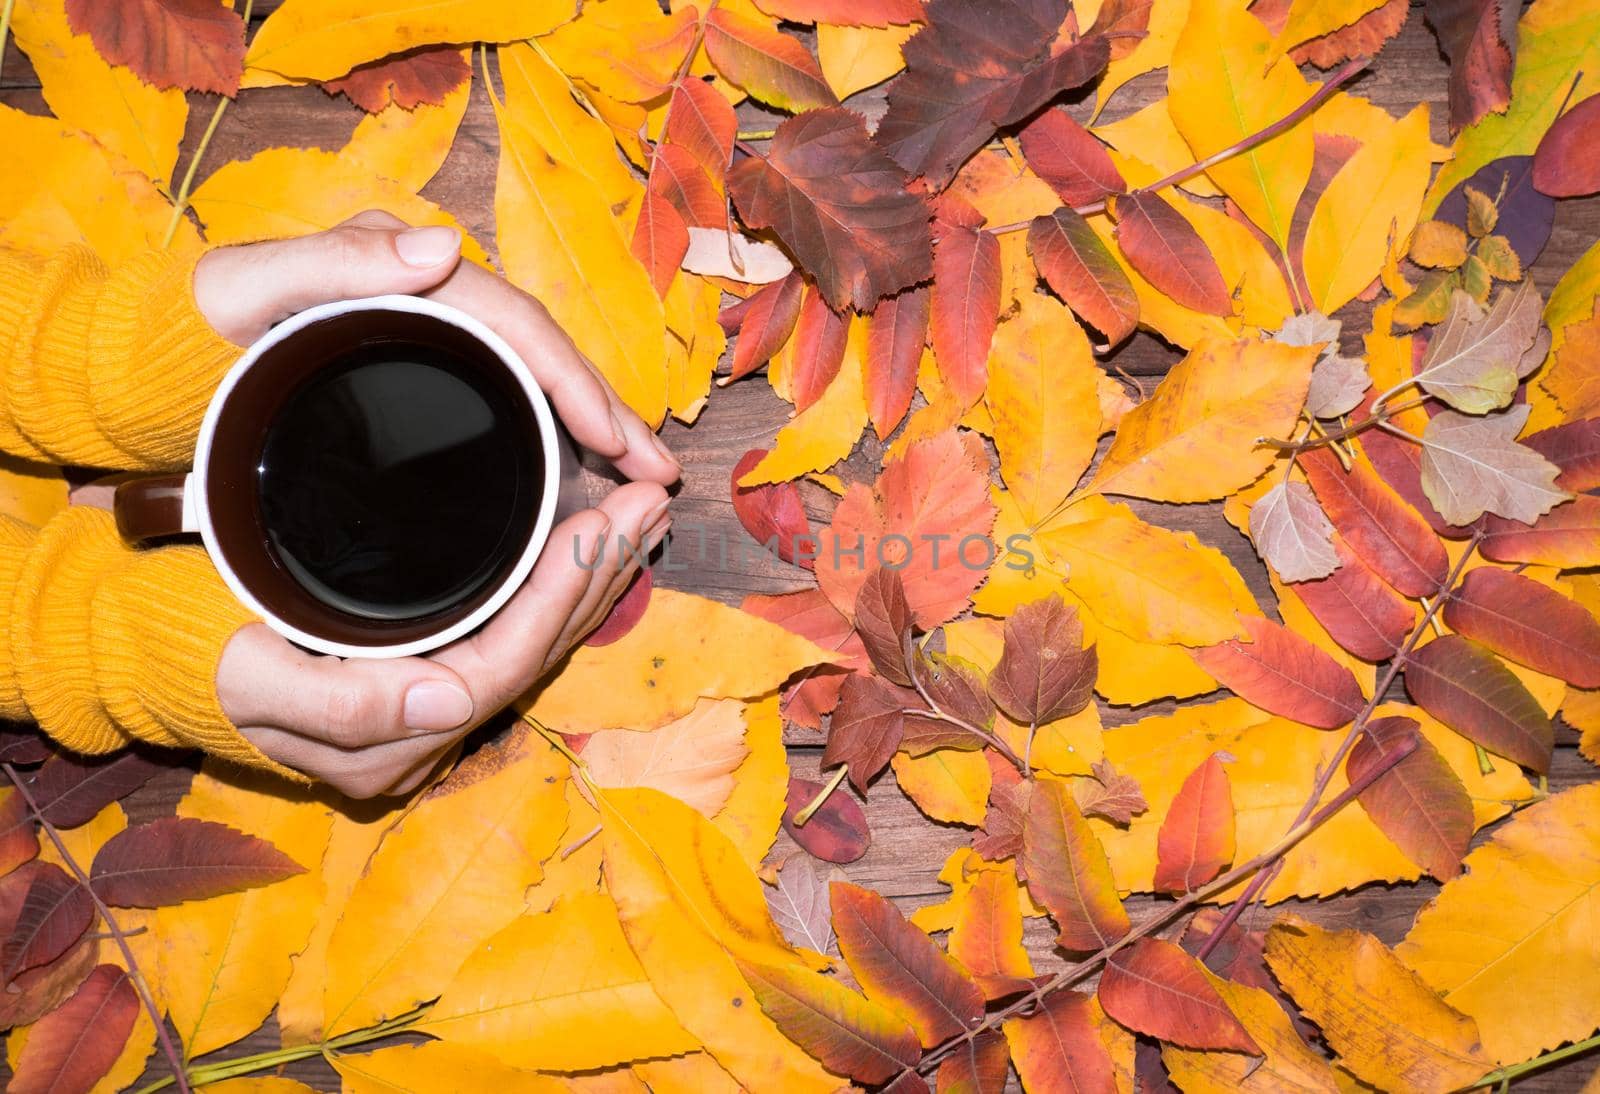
8;964;137;1094
1152;754;1235;894
934;1028;1010;1092
666;77;738;186
1109;191;1232;316
703;7;837;112
1479;494;1600;568
790;286;851;411
1028;207;1139;346
65;0;245;95
866;286;930;440
1004;990;1120;1094
632;186;689;299
1097;938;1260;1054
727;271;805;382
1301;447;1450;598
1442;567;1600;687
1347;715;1473;881
949;867;1036;999
1020;778;1129;952
323;46;470;112
830;880;985;1047
752;0;924;26
1404;635;1555;772
739;960;921;1084
1189;615;1367;729
1292;538;1418;662
929;223;1001;405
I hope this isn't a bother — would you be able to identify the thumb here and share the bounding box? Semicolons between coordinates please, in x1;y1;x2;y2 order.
196;219;464;344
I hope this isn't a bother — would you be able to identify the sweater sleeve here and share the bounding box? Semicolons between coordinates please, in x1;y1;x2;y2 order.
0;240;238;470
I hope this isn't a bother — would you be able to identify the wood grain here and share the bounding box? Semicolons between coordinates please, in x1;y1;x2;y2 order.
2;7;1599;1090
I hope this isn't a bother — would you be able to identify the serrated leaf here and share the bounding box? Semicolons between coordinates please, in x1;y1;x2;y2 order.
1005;990;1120;1094
930;219;1001;405
988;596;1097;727
7;964;137;1094
824;675;915;793
1021;778;1129;952
1300;447;1449;597
704;6;837;112
66;0;244;95
1;863;91;985
1073;759;1148;826
1425;0;1517;133
916;652;997;732
1413;284;1544;413
1108;190;1233;316
935;1028;1010;1092
1410;219;1470;268
949;868;1035;1000
89;817;304;908
855;567;915;686
865;285;930;440
324;46;470;112
1420;404;1569;525
1404;634;1555;772
1018;108;1126;207
1293;538;1417;661
1249;481;1340;584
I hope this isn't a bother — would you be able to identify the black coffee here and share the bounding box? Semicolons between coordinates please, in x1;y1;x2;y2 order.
256;340;541;621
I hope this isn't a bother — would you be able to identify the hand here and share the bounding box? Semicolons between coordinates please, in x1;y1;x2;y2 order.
201;211;678;797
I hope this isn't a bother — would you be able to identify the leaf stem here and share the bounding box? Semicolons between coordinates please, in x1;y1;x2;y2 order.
1258;396;1429;453
907;667;1029;775
795;763;849;825
2;763;191;1094
1471;1030;1600;1089
0;0;16;84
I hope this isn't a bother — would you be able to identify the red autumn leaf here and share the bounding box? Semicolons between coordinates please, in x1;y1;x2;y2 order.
929;223;1001;404
1359;421;1469;539
1404;634;1555;773
1073;758;1148;826
1523;418;1600;491
1532;93;1600;197
90;817;306;908
666;78;738;187
731;448;814;569
1006;989;1120;1094
1189;615;1366;729
1292;538;1416;662
866;285;931;440
790;286;851;412
323;46;470;112
816;430;998;629
830;881;985;1047
1182;909;1319;1042
1018;109;1126;208
632;186;689;299
703;7;837;113
1479;494;1600;568
782;777;871;863
1443;568;1600;687
730;108;934;313
0;728;51;765
1020;778;1129;952
1109;191;1233;316
874;0;1110;187
2;864;92;985
1028;207;1140;346
739;959;922;1084
823;675;916;793
743;588;865;726
1347;715;1473;881
650;142;724;228
65;0;246;95
1090;0;1155;60
1152;754;1235;893
584;567;653;648
726;272;806;382
916;651;997;731
1424;0;1517;133
1300;448;1449;598
753;0;927;27
7;964;138;1094
972;758;1029;860
988;596;1097;726
882;1073;932;1093
1097;937;1260;1054
855;568;916;686
1293;0;1410;68
934;1028;1010;1093
949;868;1035;999
0;920;95;1029
0;789;39;877
28;749;169;829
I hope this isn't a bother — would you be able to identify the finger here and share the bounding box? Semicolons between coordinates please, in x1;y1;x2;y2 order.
545;507;670;670
195;217;464;344
423;265;681;485
239;723;457;799
217;624;476;748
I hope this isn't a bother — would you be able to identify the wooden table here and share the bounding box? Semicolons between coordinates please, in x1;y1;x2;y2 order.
3;5;1597;1089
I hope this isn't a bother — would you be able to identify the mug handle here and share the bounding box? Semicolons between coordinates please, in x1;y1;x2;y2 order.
113;474;198;545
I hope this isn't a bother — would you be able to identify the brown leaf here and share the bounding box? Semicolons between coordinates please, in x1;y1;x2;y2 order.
1444;568;1600;687
916;651;997;730
988;595;1097;726
90;817;306;908
323;46;470;112
632;181;690;298
935;1028;1010;1093
0;728;51;766
855;567;916;686
1412;284;1544;414
1189;615;1366;729
0;788;39;877
866;285;931;439
1249;481;1340;583
2;863;92;985
65;0;246;95
1110;191;1232;316
782;778;871;864
1424;0;1517;132
1301;448;1449;598
727;271;806;382
930;223;1001;404
1021;779;1129;952
730;108;933;313
28;749;170;829
739;959;922;1084
824;675;915;793
1293;0;1410;68
1532;92;1600;197
1420;405;1569;526
731;448;814;569
875;0;1109;187
1097;938;1260;1054
703;7;837;113
1404;634;1555;772
7;964;138;1094
1073;759;1147;826
1028;207;1139;346
1347;715;1473;880
1152;754;1235;893
1514;419;1600;491
1018;108;1126;207
1004;989;1119;1094
1293;538;1416;662
830;880;985;1047
973;761;1030;860
765;852;840;953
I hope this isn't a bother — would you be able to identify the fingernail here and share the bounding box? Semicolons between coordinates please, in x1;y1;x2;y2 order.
649;431;681;472
395;225;462;268
587;518;613;565
403;681;473;732
608;408;627;451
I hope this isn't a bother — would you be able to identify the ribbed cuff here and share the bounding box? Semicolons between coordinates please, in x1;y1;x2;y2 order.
0;515;38;720
1;249;101;465
88;240;239;471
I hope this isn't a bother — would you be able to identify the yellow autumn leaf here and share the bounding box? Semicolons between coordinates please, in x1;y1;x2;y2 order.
665;273;726;424
711;695;790;867
597;787;838;1092
1087;212;1235;350
154;766;332;1059
1265;915;1494;1092
537;0;698;105
910;849;1046;935
632;1052;744;1093
817;23;916;99
344;73;473;193
1169;0;1314;250
522;589;841;732
10;0;187;186
584;697;751;817
986;294;1103;525
892;747;992;826
1094;0;1189;118
245;0;577;82
189;147;487;262
1094;98;1220;198
1304;105;1433;314
1397;783;1600;1066
322;727;569;1036
738;317;869;485
1162;969;1340;1092
1041;498;1257;646
491;52;667;427
421;891;697;1069
1269;0;1386;56
331;1042;568;1094
1086;337;1318;503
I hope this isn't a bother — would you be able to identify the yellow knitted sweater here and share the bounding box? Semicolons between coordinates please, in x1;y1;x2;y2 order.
0;241;289;776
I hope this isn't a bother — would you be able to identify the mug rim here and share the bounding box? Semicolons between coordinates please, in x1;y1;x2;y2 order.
192;294;564;659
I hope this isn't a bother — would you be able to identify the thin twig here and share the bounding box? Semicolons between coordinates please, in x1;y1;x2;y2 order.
1258;396;1429;452
907;666;1029;775
3;763;192;1094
